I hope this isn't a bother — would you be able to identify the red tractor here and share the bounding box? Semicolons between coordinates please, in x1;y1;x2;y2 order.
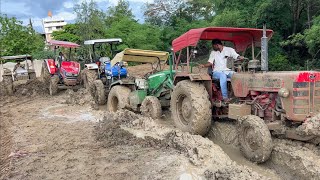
171;25;320;163
41;40;82;95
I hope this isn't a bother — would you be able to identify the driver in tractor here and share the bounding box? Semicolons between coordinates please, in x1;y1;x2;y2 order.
13;61;25;80
199;39;244;102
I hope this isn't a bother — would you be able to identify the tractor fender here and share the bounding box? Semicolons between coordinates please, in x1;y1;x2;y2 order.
43;59;57;74
85;63;99;70
110;79;136;91
173;73;212;104
173;74;211;85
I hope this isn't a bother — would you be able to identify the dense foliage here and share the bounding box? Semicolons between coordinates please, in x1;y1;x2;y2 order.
1;0;320;70
0;15;44;57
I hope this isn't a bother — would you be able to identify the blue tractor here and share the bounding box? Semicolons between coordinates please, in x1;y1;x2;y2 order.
82;39;128;100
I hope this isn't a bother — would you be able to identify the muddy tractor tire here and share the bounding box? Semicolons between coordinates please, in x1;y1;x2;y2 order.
2;75;13;95
107;85;131;112
238;115;273;163
170;80;212;136
49;75;59;96
141;96;162;119
41;62;51;85
29;72;36;80
83;69;98;95
92;80;106;105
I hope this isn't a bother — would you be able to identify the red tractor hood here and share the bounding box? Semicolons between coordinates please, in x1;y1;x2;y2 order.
60;61;80;74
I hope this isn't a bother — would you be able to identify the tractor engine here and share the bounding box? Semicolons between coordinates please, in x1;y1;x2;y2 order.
245;91;277;120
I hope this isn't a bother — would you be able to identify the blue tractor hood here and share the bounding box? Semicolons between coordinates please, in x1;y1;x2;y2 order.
105;61;127;77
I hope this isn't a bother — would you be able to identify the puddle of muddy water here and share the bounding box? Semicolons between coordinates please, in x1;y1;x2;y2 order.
41;104;101;123
208;133;281;180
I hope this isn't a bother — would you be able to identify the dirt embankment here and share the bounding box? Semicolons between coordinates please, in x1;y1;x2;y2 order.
95;110;270;179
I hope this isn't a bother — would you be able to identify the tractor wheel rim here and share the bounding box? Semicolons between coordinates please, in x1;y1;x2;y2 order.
177;95;191;125
181;98;191;119
243;127;259;151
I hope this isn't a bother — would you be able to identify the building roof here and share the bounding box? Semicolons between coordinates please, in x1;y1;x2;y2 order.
84;38;123;45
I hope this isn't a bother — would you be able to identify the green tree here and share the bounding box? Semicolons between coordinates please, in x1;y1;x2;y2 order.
106;0;134;25
52;24;81;43
0;15;44;56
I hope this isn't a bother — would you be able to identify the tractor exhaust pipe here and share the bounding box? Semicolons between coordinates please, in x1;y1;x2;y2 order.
261;23;268;71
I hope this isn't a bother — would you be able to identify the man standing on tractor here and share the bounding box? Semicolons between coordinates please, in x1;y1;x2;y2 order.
199;39;244;102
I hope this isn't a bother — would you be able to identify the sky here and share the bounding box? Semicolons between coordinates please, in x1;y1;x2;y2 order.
0;0;154;33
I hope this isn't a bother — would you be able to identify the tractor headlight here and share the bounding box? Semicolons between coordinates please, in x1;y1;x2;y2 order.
106;70;112;75
65;72;73;76
278;88;289;98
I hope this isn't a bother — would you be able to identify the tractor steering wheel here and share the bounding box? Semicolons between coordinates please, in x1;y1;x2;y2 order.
233;57;249;72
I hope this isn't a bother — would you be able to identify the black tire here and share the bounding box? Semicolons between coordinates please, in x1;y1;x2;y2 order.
170;80;211;136
29;72;36;79
238;115;273;163
93;80;106;105
41;62;51;85
49;75;59;95
107;85;131;112
83;69;98;95
141;96;162;119
2;75;13;95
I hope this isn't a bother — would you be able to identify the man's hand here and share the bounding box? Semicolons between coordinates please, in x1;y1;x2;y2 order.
238;56;245;61
198;64;205;68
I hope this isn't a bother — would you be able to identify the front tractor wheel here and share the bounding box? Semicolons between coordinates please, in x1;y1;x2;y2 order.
238;115;273;163
170;80;212;136
141;96;162;119
92;80;106;105
83;69;98;95
107;85;131;112
49;75;59;95
41;62;51;85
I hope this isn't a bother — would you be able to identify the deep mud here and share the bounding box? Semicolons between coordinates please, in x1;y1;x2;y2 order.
95;110;270;179
0;78;48;97
210;120;320;180
1;88;320;179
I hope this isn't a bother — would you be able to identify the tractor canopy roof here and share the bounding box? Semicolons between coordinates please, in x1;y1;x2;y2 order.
48;40;80;48
0;54;32;62
172;27;274;53
111;48;169;66
84;38;122;45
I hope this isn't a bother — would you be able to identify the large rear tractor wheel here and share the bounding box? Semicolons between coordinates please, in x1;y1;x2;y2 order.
238;115;273;163
41;62;51;85
3;75;13;95
141;96;162;119
92;80;106;105
171;80;211;136
107;85;131;112
83;69;98;95
49;75;59;96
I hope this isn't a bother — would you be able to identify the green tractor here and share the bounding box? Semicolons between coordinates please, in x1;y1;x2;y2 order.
94;48;175;118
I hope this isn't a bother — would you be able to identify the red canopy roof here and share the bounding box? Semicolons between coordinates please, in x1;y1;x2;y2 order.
48;40;80;48
172;27;273;53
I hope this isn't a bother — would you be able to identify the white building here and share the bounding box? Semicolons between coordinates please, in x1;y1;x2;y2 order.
42;17;67;42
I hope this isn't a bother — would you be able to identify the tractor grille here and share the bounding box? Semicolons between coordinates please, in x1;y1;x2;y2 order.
293;82;320;115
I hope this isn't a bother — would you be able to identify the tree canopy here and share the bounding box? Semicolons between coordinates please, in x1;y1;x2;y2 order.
2;0;319;70
0;15;44;57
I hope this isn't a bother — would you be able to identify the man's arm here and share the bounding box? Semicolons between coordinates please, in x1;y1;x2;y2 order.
230;48;244;60
199;62;213;68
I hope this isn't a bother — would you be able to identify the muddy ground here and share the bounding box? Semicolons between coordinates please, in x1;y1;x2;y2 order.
1;64;320;179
